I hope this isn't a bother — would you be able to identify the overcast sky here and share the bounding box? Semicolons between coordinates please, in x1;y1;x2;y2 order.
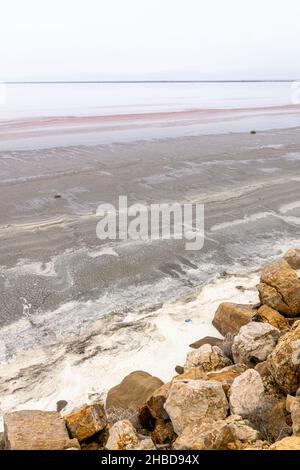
0;0;299;81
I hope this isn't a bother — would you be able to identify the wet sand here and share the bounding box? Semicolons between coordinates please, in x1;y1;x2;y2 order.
0;107;300;420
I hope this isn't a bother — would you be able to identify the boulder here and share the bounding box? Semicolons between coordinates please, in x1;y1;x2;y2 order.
232;322;280;366
270;435;300;450
229;369;265;417
184;344;232;372
164;379;228;435
258;260;300;317
151;419;175;445
106;371;163;420
291;398;300;436
255;305;290;331
212;303;256;336
189;336;223;349
283;248;300;270
267;320;300;394
64;402;107;442
3;410;79;450
106;419;139;450
173;415;259;450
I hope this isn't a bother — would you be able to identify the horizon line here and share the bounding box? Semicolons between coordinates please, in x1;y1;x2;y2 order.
3;79;299;84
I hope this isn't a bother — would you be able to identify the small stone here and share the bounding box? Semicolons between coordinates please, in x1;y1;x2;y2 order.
151;419;175;445
57;400;68;413
189;336;223;349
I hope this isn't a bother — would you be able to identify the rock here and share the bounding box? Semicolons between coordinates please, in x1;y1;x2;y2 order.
151;419;175;445
175;365;184;374
106;419;139;450
189;336;223;349
250;130;257;134
164;379;228;435
270;435;300;450
3;410;78;450
232;322;280;366
173;415;259;450
184;344;232;372
283;248;300;270
174;368;207;381
56;400;68;413
143;382;170;421
258;260;300;317
267;320;300;394
291;398;300;436
106;371;163;421
255;305;290;331
247;399;291;442
286;395;296;413
229;369;265;417
212;303;256;336
206;364;247;395
133;438;156;450
254;360;270;377
64;402;107;442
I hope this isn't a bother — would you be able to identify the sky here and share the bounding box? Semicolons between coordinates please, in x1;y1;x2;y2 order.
0;0;300;81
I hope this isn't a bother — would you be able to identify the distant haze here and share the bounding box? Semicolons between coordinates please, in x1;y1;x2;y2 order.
1;0;300;81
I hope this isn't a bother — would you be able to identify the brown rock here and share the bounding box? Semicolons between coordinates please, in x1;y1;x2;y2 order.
175;365;184;374
106;371;163;420
212;303;256;336
4;410;78;450
189;336;223;349
255;305;290;331
258;260;300;317
270;435;300;450
267;320;300;394
65;402;107;442
144;382;171;421
151;419;175;445
286;394;296;413
283;248;300;270
247;399;291;442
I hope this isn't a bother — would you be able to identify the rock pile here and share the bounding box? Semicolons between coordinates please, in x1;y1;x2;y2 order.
1;249;300;450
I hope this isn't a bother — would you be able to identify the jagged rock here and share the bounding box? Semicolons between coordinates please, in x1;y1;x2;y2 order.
283;248;300;270
106;371;163;421
189;336;223;349
151;419;175;445
229;369;265;417
133;438;156;450
206;364;247;395
291;398;300;436
144;382;170;420
64;402;107;442
173;415;259;450
255;305;290;331
3;410;79;450
267;320;300;394
232;322;280;366
258;260;300;317
212;303;256;336
270;435;300;450
164;379;228;435
106;419;139;450
184;344;232;372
